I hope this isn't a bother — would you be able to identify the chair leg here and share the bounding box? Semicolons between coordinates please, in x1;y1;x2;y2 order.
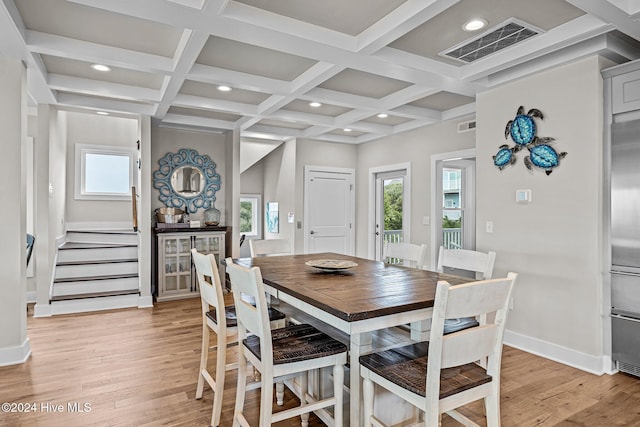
211;332;227;427
300;371;309;427
196;323;209;399
275;381;285;406
362;376;373;427
333;364;344;427
259;372;274;426
484;384;501;427
233;354;248;427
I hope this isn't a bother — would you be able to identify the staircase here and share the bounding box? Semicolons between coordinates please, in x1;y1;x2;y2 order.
50;229;140;315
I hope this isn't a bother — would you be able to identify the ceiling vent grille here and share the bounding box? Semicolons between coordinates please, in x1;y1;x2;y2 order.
458;120;476;133
441;19;541;63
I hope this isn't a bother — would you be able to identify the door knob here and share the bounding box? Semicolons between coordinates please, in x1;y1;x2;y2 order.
310;230;316;235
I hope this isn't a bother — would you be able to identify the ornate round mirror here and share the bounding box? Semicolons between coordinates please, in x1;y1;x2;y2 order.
153;149;221;213
170;165;205;198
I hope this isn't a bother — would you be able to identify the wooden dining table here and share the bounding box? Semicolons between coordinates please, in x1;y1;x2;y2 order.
231;252;471;427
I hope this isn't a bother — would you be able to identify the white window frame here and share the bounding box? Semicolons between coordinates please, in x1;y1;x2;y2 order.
75;143;136;201
239;194;262;238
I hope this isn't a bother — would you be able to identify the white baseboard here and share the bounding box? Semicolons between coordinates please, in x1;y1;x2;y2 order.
504;329;608;375
138;295;153;308
0;338;31;367
34;303;52;317
26;291;37;304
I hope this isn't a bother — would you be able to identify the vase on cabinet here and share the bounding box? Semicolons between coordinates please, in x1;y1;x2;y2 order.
204;203;221;226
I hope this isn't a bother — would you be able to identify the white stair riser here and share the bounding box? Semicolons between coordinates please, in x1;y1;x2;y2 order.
65;232;138;245
52;277;139;297
58;246;138;263
50;295;140;316
55;262;138;279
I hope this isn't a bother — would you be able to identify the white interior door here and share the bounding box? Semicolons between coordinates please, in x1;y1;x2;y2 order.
304;167;355;255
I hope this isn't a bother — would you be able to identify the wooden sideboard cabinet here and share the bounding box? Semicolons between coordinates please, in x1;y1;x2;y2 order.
152;226;230;301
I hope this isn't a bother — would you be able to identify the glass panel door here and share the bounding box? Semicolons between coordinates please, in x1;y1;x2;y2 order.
442;167;463;249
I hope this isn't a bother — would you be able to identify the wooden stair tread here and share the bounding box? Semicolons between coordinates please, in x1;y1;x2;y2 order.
54;273;139;284
56;258;138;267
66;229;137;235
51;289;140;301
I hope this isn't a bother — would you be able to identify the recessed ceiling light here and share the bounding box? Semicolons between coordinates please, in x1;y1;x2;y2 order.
377;113;388;118
217;85;231;92
91;64;111;72
343;128;352;132
309;101;322;108
96;111;109;115
463;18;487;32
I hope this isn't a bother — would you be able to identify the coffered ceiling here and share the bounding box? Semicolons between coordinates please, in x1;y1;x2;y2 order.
1;0;639;143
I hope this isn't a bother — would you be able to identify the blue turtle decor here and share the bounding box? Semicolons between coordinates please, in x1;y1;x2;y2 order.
493;106;567;175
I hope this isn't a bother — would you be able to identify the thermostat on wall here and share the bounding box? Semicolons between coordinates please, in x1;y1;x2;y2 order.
516;189;532;204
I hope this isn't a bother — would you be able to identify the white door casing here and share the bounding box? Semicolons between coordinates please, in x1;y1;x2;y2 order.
303;166;355;255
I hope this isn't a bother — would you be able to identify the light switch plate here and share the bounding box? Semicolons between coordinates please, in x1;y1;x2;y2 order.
516;189;532;204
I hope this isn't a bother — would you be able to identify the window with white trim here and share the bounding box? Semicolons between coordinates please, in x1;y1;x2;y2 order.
75;144;136;200
240;194;262;237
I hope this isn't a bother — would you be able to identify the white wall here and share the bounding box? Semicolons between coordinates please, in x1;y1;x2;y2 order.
150;127;227;224
355;118;476;259
476;56;607;372
65;112;139;224
262;139;296;246
49;110;67;241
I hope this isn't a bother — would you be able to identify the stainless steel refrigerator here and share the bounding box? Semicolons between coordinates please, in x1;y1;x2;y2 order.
611;116;640;377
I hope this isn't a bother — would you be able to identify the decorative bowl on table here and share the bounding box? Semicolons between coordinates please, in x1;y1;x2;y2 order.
305;259;358;270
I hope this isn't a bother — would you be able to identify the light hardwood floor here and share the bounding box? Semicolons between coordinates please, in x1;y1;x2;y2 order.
1;298;639;426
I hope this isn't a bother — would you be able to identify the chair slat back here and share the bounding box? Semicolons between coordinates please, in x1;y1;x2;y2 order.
436;246;496;279
192;249;225;319
383;242;427;269
428;273;517;373
249;239;291;257
225;258;273;363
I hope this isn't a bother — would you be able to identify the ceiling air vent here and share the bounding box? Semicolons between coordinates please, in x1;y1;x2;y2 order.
441;18;542;63
458;120;476;133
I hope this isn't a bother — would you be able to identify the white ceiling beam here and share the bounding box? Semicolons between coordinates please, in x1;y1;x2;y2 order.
188;64;291;94
243;124;304;139
161;113;236;130
154;29;210;117
56;93;155;115
303;87;384;111
441;102;476;121
391;104;443;121
267;110;336;127
379;85;441;111
173;93;259;116
48;74;161;102
568;0;640;39
356;0;459;54
26;30;174;74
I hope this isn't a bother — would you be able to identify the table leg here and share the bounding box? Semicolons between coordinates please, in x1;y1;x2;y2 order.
350;331;372;427
410;319;431;341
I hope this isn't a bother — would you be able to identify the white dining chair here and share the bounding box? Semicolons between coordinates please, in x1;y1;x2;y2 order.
226;257;348;427
383;241;427;269
249;238;291;257
437;246;496;334
191;249;286;427
360;273;517;427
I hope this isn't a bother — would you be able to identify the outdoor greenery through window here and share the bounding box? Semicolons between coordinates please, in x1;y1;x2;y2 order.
239;195;260;236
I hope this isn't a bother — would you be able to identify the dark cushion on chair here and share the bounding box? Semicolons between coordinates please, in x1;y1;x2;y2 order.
443;317;479;335
359;342;491;399
206;306;285;328
244;323;347;364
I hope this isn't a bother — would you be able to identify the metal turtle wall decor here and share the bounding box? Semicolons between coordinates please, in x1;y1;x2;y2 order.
493;106;567;175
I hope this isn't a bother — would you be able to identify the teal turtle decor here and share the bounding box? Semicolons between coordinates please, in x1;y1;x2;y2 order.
493;106;567;175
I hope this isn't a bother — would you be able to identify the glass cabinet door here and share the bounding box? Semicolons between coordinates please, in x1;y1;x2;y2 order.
161;235;192;295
